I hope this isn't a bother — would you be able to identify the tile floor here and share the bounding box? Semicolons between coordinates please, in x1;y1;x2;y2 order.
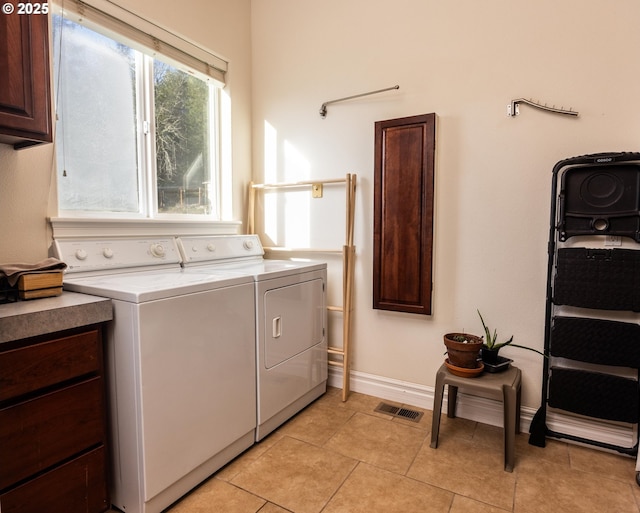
120;387;640;513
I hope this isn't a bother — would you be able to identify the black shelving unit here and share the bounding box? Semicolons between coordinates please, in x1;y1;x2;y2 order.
530;152;640;475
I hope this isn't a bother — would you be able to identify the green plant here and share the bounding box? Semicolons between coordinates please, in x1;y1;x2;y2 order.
477;309;545;357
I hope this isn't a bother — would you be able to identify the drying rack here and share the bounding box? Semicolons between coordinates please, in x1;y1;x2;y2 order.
247;174;357;401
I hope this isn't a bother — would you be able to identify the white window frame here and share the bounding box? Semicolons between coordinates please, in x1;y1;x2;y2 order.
49;0;239;238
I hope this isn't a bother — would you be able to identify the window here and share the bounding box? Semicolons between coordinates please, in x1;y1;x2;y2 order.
52;3;225;220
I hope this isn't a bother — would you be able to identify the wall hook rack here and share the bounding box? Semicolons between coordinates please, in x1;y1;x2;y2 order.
508;97;579;118
320;85;399;118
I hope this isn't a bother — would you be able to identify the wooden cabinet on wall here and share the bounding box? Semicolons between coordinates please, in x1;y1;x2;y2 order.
0;327;110;513
373;113;436;315
0;12;53;149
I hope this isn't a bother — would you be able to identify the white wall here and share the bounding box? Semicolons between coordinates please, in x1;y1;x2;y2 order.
250;0;640;407
0;0;252;262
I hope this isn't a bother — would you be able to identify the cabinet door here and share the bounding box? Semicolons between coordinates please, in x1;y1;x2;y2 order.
373;113;436;315
0;446;108;513
0;13;52;148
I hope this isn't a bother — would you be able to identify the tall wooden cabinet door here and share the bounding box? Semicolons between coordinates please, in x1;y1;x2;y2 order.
373;113;435;315
0;13;52;148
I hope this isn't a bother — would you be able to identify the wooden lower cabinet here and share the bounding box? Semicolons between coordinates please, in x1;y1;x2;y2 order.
0;328;109;513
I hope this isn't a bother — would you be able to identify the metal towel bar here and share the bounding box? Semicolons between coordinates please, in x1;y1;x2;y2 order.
320;85;399;118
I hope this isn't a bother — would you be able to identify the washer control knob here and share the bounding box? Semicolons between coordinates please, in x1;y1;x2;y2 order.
243;239;254;250
206;243;216;252
75;249;88;261
103;248;114;259
149;243;166;258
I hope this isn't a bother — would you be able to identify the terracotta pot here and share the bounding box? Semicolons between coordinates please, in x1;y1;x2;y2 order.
444;333;483;369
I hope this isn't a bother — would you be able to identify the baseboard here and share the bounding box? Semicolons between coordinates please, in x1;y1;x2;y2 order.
328;367;635;451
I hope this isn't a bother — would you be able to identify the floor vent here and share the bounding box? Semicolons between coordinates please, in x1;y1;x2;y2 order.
374;402;424;423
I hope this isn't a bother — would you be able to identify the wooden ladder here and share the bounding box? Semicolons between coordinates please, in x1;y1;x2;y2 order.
248;173;356;401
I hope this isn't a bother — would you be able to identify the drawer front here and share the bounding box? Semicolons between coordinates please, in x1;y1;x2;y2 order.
0;445;108;513
0;329;101;402
0;377;105;489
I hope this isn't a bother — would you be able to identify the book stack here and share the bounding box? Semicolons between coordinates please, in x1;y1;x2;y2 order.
17;271;64;300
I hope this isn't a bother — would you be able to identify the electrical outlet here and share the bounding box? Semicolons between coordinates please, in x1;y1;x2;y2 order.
605;235;622;246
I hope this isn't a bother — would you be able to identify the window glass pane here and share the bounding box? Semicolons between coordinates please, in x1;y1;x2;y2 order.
154;60;212;215
53;16;140;213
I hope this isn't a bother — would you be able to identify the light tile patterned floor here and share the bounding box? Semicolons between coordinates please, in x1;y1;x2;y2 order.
112;386;640;513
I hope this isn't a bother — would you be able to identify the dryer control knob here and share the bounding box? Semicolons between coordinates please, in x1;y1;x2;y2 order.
103;248;114;258
243;240;254;250
149;243;165;258
75;249;88;260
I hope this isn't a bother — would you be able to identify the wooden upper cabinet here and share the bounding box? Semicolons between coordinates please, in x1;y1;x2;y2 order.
373;113;436;315
0;13;53;149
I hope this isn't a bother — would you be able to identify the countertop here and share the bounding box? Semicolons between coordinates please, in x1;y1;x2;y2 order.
0;291;113;343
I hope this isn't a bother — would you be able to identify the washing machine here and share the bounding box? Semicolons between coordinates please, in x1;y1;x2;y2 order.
177;235;328;440
53;237;257;513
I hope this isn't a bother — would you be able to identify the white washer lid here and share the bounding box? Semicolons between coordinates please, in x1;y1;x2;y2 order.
62;268;254;303
211;259;327;281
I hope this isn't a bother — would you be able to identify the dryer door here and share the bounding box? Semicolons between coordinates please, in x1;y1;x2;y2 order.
262;277;325;368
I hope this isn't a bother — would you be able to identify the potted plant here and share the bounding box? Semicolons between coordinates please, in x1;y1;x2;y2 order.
477;309;545;365
443;332;483;369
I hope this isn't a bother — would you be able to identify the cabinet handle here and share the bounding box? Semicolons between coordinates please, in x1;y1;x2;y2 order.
272;316;282;338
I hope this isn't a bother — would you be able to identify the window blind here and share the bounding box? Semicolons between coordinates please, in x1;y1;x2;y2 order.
54;0;227;85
